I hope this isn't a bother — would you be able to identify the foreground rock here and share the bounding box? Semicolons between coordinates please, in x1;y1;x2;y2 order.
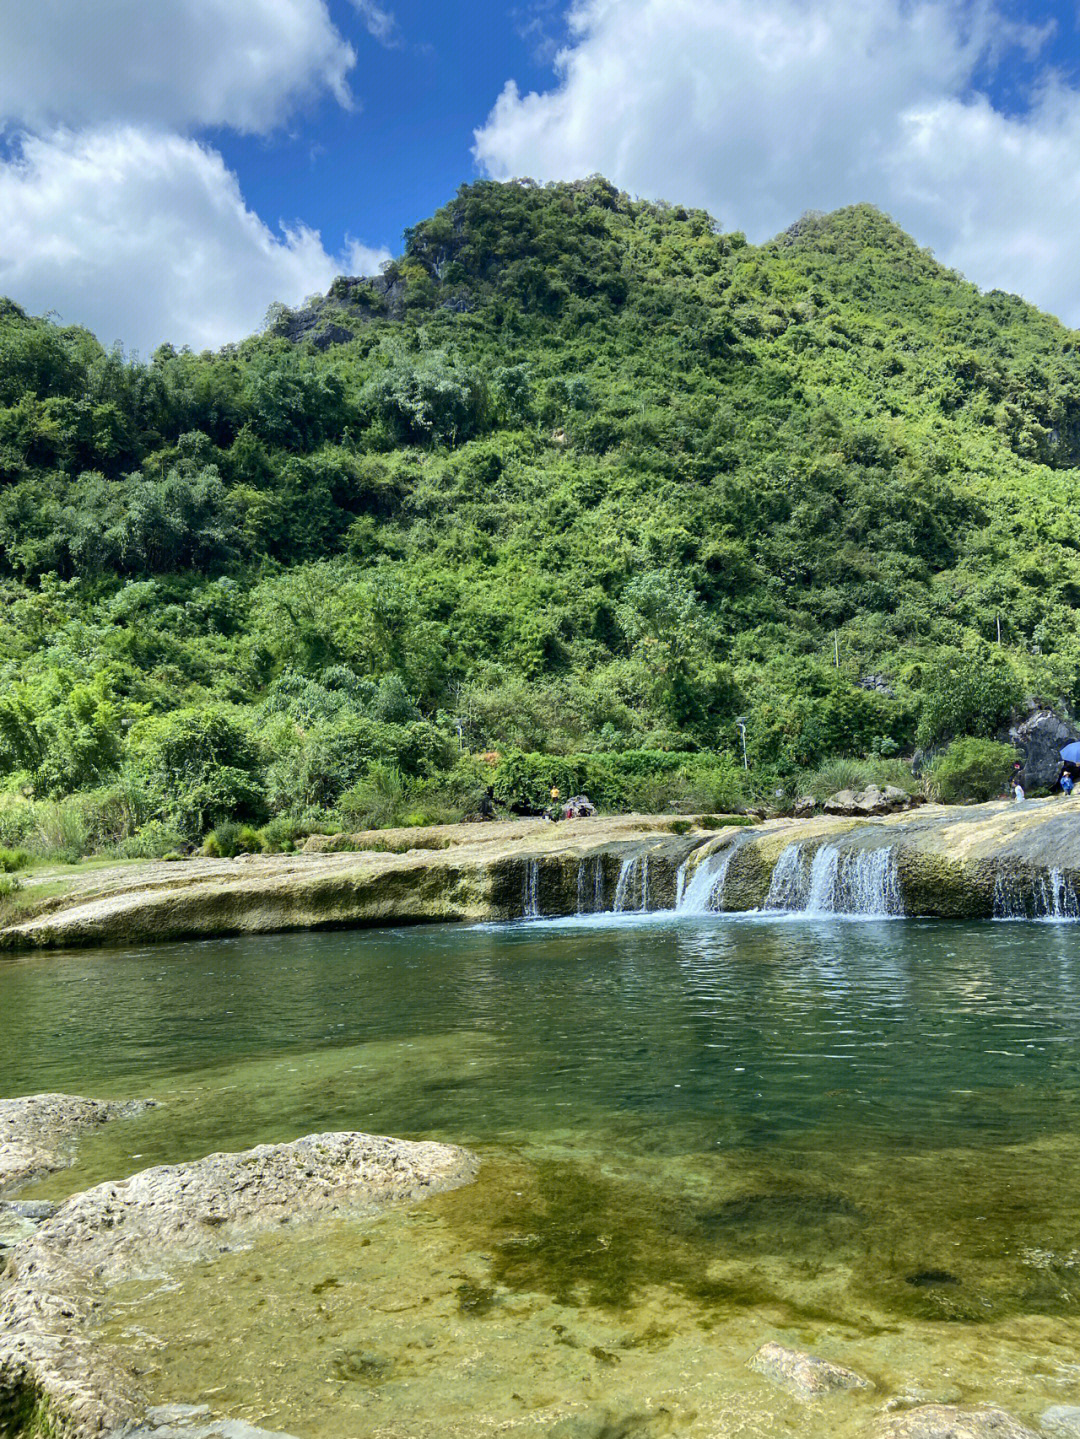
873;1404;1040;1438
748;1341;872;1398
0;1094;153;1196
0;1130;478;1439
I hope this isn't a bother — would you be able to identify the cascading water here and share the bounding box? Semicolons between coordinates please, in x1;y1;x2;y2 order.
764;842;809;910
613;855;650;913
576;856;606;915
993;866;1080;920
522;859;540;918
677;837;745;914
766;841;903;917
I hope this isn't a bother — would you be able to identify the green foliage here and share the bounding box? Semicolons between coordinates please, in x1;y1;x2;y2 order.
799;756;919;802
128;708;266;839
926;737;1017;803
0;845;30;871
4;178;1080;847
916;645;1023;747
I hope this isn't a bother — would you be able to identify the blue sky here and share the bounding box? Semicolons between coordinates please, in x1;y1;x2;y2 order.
209;0;569;259
2;0;1080;352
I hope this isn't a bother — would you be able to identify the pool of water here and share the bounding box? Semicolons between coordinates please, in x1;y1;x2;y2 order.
6;912;1080;1436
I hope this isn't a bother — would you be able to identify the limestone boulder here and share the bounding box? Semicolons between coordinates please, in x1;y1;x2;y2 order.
823;785;921;816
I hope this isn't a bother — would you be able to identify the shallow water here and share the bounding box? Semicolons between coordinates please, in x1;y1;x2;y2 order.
7;913;1080;1435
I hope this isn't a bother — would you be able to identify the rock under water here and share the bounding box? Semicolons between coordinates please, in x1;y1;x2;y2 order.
0;1130;479;1439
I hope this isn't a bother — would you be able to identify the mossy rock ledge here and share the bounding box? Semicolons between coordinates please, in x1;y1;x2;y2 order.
2;802;1079;951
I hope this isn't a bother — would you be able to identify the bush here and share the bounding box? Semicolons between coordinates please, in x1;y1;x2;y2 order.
926;737;1017;803
129;708;266;840
203;821;265;857
0;846;30;872
916;646;1023;747
338;762;408;830
116;820;187;859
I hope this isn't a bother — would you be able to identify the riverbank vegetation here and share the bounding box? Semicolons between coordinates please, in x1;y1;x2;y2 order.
2;178;1079;859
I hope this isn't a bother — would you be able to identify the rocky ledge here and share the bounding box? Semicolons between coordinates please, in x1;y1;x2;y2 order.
0;1129;478;1439
0;1095;154;1197
4;798;1080;952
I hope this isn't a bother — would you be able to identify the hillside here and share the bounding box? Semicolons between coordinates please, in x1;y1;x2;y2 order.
1;176;1079;855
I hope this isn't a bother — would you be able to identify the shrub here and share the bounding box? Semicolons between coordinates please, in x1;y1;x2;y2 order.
117;820;186;860
926;737;1017;803
338;762;408;829
0;846;30;872
203;821;265;857
129;708;266;840
916;646;1023;747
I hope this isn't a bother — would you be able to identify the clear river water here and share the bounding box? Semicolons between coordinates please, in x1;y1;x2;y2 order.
6;911;1080;1437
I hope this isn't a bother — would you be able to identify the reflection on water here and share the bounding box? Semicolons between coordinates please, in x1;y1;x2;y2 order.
6;914;1080;1435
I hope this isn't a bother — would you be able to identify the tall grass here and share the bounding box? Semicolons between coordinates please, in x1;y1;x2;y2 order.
798;757;918;803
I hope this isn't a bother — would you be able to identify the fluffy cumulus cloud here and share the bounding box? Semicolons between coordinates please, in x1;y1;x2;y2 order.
0;128;390;355
0;0;393;349
474;0;1080;325
0;0;356;134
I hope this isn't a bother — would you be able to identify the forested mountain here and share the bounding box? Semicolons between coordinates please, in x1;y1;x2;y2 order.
2;177;1079;853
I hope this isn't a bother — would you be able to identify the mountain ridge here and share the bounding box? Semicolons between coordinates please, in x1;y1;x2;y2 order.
0;176;1079;853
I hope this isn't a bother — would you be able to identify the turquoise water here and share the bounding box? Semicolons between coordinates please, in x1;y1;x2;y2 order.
6;913;1080;1435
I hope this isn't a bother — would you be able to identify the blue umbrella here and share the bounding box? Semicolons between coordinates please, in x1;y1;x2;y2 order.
1061;742;1080;764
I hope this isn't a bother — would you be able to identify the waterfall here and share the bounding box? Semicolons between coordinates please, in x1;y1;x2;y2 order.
522;859;540;918
993;867;1080;920
765;842;809;910
677;838;744;914
613;855;650;913
805;844;841;913
576;856;606;915
767;841;903;916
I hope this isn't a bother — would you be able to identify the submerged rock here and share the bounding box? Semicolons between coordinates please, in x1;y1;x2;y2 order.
748;1341;872;1398
120;1414;301;1439
873;1404;1040;1438
0;1093;154;1196
0;1130;478;1439
1041;1408;1080;1438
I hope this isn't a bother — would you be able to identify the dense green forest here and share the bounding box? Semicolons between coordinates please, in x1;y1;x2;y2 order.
2;176;1079;858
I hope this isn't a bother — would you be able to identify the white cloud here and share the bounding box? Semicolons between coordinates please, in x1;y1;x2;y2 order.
0;128;391;354
0;0;356;134
351;0;398;46
474;0;1080;325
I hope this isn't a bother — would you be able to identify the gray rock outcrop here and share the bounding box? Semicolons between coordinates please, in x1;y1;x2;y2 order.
748;1341;872;1398
873;1404;1040;1438
0;1130;478;1439
0;1094;153;1196
1009;707;1078;790
823;785;921;816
